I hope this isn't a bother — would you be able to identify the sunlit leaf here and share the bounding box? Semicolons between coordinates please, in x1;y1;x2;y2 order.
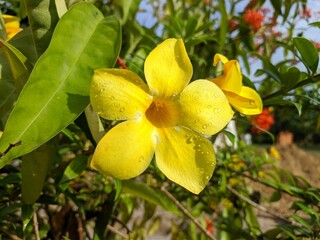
0;2;121;168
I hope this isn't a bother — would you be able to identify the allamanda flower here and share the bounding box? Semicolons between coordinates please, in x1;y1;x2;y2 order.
90;39;234;194
2;14;22;40
209;54;263;115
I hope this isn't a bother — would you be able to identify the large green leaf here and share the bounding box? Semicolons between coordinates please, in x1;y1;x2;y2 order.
293;37;319;73
0;2;121;168
24;0;60;57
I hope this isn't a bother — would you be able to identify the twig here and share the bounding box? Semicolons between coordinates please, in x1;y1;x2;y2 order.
33;210;40;240
117;57;128;69
0;141;21;158
226;185;303;227
107;225;130;240
111;216;131;234
160;186;216;240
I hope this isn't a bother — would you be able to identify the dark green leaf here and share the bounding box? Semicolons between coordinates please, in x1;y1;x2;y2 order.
293;37;319;73
24;0;59;57
0;39;32;92
309;21;320;29
269;190;281;202
0;2;121;168
280;66;301;91
270;0;282;15
22;204;34;231
22;141;55;204
263;98;302;116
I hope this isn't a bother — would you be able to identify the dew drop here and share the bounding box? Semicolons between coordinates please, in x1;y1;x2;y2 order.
195;119;199;123
202;124;207;129
196;109;201;114
207;105;212;109
120;107;125;112
249;100;256;106
139;156;144;162
110;96;115;101
213;108;222;114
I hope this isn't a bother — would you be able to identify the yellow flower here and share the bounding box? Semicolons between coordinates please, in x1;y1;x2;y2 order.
269;146;281;160
209;54;263;115
2;14;22;40
90;39;234;194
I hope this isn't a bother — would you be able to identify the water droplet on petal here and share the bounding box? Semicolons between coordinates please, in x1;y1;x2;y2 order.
195;119;199;123
196;110;201;114
207;105;212;109
139;156;144;162
249;100;256;106
202;124;207;129
120;107;125;112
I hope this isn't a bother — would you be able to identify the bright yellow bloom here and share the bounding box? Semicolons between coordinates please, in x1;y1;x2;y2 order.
209;54;263;115
90;39;234;194
2;14;22;40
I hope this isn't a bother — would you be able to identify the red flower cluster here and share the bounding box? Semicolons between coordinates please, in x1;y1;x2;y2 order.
243;9;264;31
251;108;274;134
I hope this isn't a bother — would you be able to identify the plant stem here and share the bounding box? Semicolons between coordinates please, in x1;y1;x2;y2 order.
160;186;216;240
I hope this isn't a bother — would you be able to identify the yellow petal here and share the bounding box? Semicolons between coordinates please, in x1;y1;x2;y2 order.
2;14;21;39
213;53;229;65
211;60;242;93
90;69;152;121
144;38;192;98
178;80;234;135
90;118;156;179
155;127;216;194
226;86;263;115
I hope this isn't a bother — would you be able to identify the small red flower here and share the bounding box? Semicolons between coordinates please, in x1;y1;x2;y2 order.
205;219;214;234
243;9;264;31
300;8;311;19
251;108;274;134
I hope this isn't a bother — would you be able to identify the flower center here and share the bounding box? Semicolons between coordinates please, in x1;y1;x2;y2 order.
145;100;179;128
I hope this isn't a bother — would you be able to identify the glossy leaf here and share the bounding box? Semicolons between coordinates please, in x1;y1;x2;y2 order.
122;180;181;216
280;66;301;91
0;2;121;168
24;0;60;57
293;37;319;73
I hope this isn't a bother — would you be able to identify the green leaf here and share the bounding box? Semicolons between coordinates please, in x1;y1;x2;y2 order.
0;39;32;92
22;204;34;231
22;141;55;204
270;0;282;15
0;2;121;168
280;66;301;91
84;104;105;144
244;206;261;236
263;98;302;116
309;21;320;29
293;37;319;73
122;180;181;216
10;27;38;65
269;190;281;202
58;155;88;191
24;0;60;57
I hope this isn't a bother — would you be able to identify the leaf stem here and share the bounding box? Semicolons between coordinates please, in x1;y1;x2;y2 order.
160;186;216;240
